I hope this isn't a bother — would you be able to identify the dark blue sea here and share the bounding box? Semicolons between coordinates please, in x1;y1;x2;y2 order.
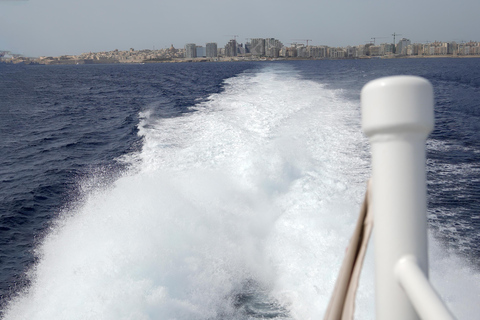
0;58;479;319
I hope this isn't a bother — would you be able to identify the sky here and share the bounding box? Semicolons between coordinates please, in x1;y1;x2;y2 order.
0;0;478;57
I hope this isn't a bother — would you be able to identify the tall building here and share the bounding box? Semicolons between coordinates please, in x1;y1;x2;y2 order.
265;38;283;57
396;38;411;55
196;46;206;58
185;43;197;58
250;38;266;56
225;39;237;57
206;43;218;58
268;47;280;58
446;42;456;55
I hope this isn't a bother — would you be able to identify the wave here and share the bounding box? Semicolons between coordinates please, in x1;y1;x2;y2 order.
3;64;479;319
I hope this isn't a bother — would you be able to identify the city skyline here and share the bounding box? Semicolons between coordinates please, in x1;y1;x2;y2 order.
1;0;479;57
3;37;479;65
2;35;479;60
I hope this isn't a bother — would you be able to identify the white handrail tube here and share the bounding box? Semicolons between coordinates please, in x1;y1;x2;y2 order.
395;255;455;320
361;76;434;320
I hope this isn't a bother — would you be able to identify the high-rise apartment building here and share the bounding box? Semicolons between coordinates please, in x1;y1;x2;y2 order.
250;39;266;56
396;38;411;55
196;46;206;58
265;38;283;57
206;43;218;57
225;39;237;57
185;43;197;58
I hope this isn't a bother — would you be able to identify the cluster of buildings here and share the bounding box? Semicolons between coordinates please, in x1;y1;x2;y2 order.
75;45;184;62
0;46;184;65
2;37;480;65
185;38;285;59
31;46;184;64
185;38;480;59
360;39;480;57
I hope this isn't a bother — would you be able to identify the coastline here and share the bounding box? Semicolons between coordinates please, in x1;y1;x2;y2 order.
2;54;480;65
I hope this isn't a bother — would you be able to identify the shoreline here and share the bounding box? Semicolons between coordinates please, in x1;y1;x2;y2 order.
2;54;480;65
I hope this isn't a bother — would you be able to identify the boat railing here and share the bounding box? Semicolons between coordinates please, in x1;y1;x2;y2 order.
325;76;456;320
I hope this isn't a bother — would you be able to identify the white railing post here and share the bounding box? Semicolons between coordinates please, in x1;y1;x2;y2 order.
361;76;434;320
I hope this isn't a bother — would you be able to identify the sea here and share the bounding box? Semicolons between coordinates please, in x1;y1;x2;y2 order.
0;58;479;319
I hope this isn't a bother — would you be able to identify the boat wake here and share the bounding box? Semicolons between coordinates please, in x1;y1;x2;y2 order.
3;64;480;319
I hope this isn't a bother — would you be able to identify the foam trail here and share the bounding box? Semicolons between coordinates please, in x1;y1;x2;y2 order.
4;64;479;319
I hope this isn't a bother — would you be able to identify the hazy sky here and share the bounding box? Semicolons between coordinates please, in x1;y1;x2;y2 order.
0;0;478;57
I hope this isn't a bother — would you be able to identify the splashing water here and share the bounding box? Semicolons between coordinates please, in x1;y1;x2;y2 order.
4;64;480;320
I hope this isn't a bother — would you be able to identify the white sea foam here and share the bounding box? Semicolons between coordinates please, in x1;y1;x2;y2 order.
4;64;480;319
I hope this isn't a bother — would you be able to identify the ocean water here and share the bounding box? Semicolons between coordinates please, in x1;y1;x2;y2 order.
0;58;479;319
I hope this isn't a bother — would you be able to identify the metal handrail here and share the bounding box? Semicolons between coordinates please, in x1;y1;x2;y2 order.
361;76;455;320
395;255;455;320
